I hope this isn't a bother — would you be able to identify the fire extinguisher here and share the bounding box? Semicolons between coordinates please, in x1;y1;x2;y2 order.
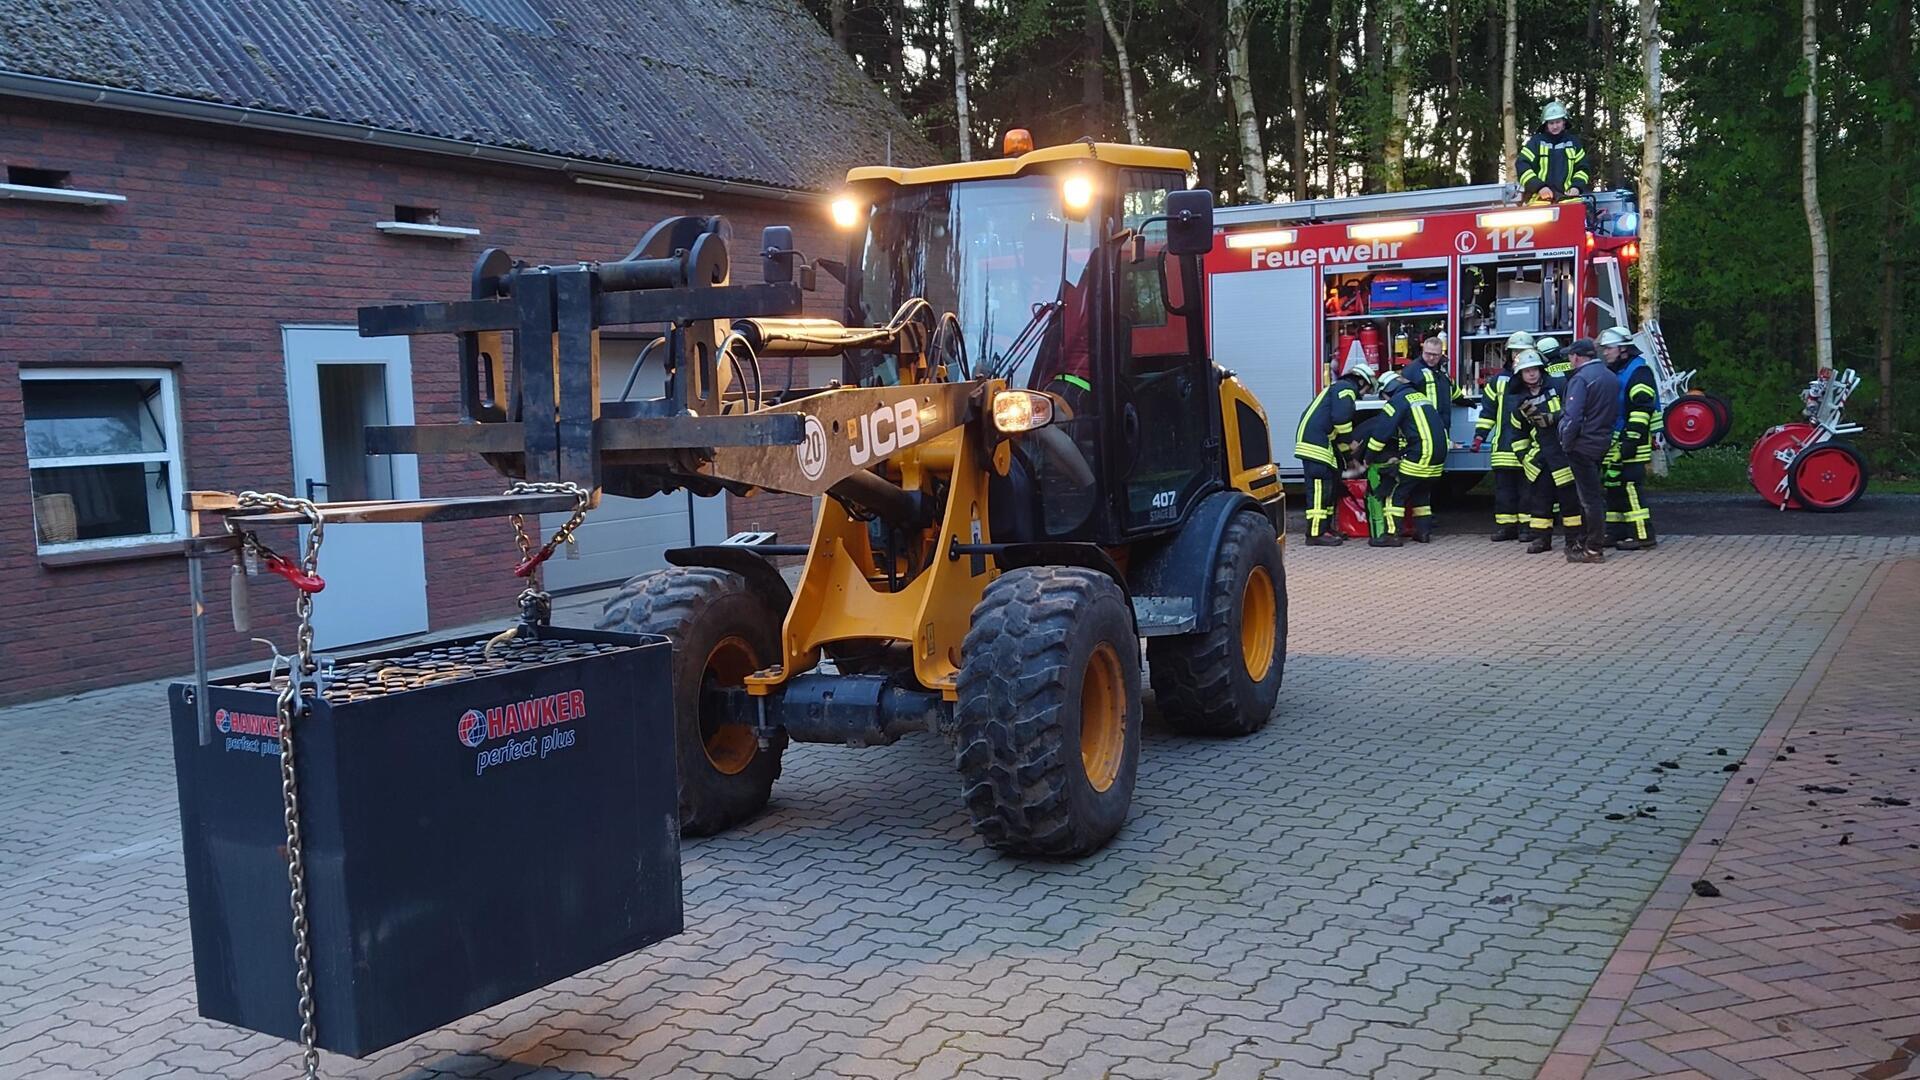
1359;325;1383;368
1392;327;1412;362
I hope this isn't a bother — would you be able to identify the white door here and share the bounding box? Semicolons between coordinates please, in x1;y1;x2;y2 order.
282;326;429;648
1210;267;1318;476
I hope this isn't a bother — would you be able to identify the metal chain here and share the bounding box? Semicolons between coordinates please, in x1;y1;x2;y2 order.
234;490;324;1080
504;481;590;626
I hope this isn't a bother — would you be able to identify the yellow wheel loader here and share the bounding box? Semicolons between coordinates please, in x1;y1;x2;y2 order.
357;139;1288;857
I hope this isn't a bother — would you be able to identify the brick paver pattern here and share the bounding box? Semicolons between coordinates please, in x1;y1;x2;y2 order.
1582;559;1920;1080
1;534;1914;1079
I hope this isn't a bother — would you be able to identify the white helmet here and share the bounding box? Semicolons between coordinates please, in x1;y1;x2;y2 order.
1535;335;1562;356
1596;326;1633;348
1377;370;1406;394
1512;349;1546;374
1505;330;1536;352
1342;357;1377;385
1543;101;1569;124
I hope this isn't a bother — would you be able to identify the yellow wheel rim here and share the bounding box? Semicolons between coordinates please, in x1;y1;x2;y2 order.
700;636;759;775
1240;564;1277;683
1080;642;1126;793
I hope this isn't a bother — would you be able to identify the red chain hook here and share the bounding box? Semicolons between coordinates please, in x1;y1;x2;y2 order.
264;552;326;593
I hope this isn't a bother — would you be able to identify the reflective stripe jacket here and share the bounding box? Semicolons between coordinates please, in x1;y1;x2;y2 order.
1402;356;1453;436
1611;354;1659;464
1294;374;1365;466
1513;374;1572;477
1366;384;1446;479
1474;372;1530;468
1518;127;1591;198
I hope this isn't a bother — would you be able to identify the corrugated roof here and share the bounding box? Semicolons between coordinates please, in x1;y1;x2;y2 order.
0;0;938;191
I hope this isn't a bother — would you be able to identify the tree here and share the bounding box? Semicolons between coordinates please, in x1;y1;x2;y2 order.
1875;0;1912;434
951;0;973;161
1291;0;1309;197
1501;0;1517;182
1800;0;1832;374
1638;0;1662;325
1225;0;1267;198
1092;0;1142;143
1384;0;1411;190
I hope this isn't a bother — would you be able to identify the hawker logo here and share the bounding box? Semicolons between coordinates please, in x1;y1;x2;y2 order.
457;709;488;748
848;399;923;466
796;414;827;481
215;707;283;757
1245;240;1404;270
464;690;587;776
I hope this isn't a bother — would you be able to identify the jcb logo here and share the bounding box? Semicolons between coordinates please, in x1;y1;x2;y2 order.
849;400;922;466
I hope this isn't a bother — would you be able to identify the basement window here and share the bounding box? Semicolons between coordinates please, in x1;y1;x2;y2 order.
8;166;70;188
376;204;480;239
21;368;186;551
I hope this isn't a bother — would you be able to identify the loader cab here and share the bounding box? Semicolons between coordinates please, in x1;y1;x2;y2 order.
836;147;1220;546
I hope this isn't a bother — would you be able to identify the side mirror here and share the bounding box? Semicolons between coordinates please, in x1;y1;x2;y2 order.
1165;189;1215;256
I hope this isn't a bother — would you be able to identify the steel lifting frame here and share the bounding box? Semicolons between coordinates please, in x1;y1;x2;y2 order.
354;217;812;493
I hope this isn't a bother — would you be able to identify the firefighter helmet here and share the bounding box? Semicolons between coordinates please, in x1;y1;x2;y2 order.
1342;357;1378;386
1505;330;1536;352
1543;101;1569;123
1597;327;1633;348
1535;335;1562;357
1377;370;1406;394
1512;349;1546;374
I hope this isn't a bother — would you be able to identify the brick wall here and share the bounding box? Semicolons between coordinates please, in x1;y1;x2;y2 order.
0;99;843;703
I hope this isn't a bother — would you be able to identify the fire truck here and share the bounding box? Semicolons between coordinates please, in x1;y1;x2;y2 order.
1204;183;1729;480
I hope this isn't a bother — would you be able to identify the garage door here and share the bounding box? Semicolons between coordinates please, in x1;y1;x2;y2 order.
540;338;725;592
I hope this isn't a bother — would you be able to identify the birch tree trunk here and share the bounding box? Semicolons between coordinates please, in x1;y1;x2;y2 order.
948;0;967;160
1225;0;1267;198
1383;0;1409;191
1094;0;1142;143
1800;0;1832;373
1290;0;1309;198
1637;0;1661;326
1327;0;1344;194
831;0;849;51
1501;0;1517;182
1362;0;1383;190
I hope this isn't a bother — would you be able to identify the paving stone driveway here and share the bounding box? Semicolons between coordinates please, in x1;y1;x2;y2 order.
3;534;1914;1080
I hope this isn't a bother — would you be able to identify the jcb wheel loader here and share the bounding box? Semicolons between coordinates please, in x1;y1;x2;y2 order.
357;139;1288;857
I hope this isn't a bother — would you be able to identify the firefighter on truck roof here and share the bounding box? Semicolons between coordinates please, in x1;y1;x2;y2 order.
1293;355;1376;546
1518;101;1591;204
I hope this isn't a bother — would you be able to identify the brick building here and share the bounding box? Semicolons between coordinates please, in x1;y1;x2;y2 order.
0;0;932;703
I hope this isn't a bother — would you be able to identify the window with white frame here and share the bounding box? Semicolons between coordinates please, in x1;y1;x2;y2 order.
22;368;186;550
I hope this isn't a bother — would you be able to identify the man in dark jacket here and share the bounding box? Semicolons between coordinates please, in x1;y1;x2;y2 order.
1517;102;1592;203
1557;338;1619;562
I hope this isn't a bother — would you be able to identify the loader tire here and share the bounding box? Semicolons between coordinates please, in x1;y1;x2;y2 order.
597;567;785;837
1148;509;1287;736
954;567;1141;857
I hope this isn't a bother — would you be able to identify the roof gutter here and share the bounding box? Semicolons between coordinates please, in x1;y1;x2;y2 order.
0;71;824;205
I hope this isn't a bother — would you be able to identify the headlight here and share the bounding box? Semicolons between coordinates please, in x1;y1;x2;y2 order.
830;195;864;229
992;390;1056;433
1061;174;1093;216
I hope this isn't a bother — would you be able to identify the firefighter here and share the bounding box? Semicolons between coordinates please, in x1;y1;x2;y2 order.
1294;356;1377;546
1361;369;1446;546
1536;335;1570;377
1517;102;1591;204
1510;348;1584;554
1600;326;1659;549
1472;350;1528;541
1505;330;1536;356
1404;335;1455;435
